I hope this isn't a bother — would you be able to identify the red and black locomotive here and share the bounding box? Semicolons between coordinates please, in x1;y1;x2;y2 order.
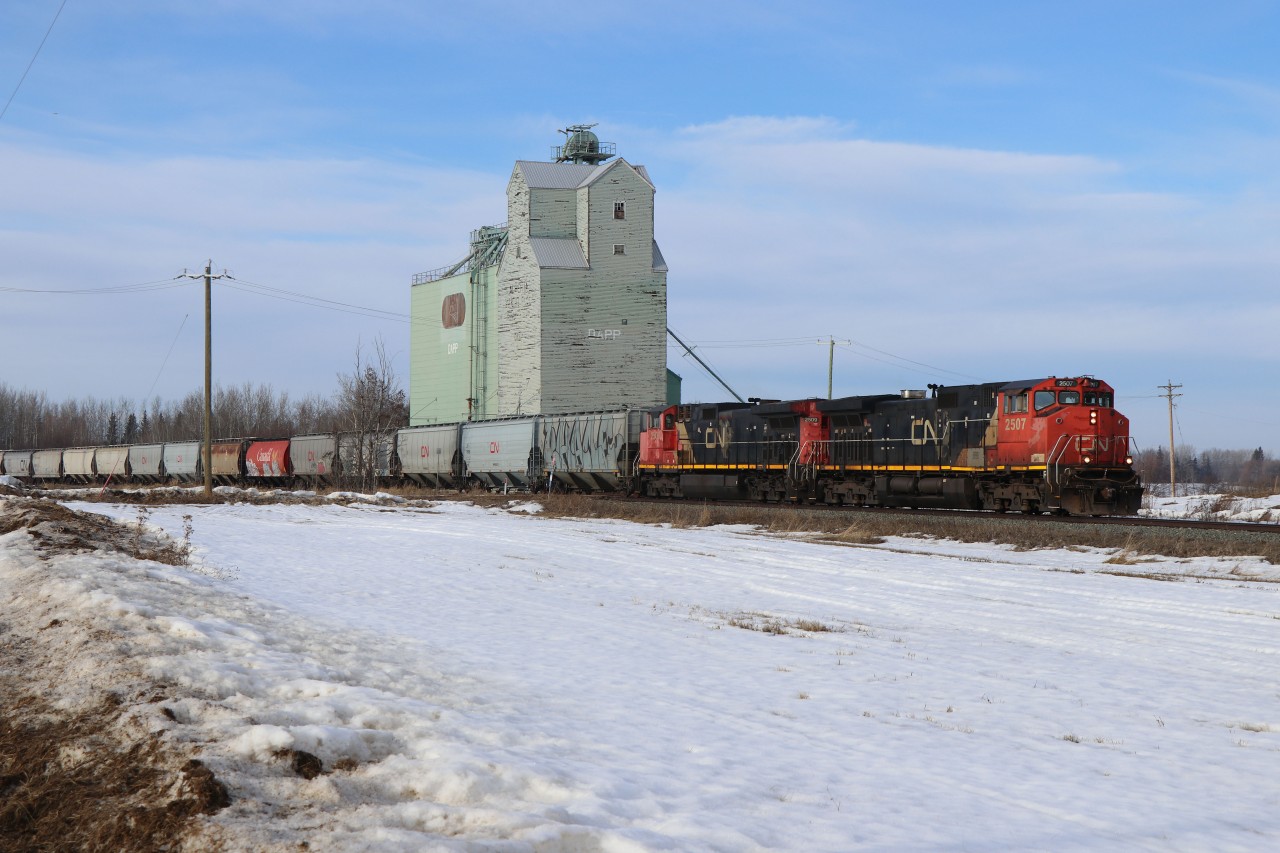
637;376;1142;515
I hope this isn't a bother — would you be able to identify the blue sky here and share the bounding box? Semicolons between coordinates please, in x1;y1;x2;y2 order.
2;1;1278;453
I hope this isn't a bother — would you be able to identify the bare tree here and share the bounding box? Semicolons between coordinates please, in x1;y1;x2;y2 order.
335;338;407;491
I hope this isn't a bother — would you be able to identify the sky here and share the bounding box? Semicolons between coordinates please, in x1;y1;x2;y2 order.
6;494;1277;848
2;1;1278;452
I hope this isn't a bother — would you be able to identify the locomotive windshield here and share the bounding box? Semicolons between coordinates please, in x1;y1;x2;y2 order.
1035;388;1108;409
1082;391;1113;407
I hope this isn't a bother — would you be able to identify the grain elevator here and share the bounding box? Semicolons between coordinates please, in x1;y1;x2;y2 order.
409;126;671;424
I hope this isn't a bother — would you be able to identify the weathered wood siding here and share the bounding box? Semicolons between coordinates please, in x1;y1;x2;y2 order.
541;162;665;413
497;168;545;415
529;187;577;238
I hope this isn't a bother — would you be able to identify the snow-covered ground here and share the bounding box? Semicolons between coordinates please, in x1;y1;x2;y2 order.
4;496;1279;850
1143;490;1280;524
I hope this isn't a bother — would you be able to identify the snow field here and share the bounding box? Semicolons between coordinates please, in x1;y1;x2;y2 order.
6;499;1276;850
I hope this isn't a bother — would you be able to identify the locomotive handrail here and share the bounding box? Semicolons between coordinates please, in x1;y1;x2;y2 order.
787;445;803;482
1047;433;1072;480
1048;433;1135;485
788;440;821;483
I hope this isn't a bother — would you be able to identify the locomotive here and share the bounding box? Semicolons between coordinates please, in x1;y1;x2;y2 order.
636;376;1143;515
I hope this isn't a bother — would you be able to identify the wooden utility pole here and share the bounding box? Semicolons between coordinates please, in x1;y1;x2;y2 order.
203;262;213;496
828;338;835;399
1159;381;1182;497
180;262;231;497
822;337;850;399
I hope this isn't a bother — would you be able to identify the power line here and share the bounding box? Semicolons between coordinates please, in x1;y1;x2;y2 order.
1;0;69;122
229;277;407;319
6;268;418;328
837;340;982;381
1181;406;1280;429
143;314;189;401
0;279;193;294
691;337;829;349
224;277;409;323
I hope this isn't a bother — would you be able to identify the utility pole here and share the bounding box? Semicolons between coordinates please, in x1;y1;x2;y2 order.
821;337;851;399
1159;381;1182;498
180;262;232;497
828;338;834;399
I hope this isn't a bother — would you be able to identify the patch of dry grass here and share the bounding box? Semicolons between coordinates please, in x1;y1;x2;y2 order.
724;612;844;636
1;499;230;852
0;692;228;852
0;498;192;565
533;494;1280;565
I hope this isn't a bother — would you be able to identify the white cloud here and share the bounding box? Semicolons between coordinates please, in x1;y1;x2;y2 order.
0;141;506;403
646;119;1280;447
4;113;1280;449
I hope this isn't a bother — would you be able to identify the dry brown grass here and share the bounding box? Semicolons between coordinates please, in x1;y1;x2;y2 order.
0;498;192;565
725;613;844;635
18;483;1280;565
0;499;230;851
532;494;1280;565
1224;484;1280;499
0;692;228;852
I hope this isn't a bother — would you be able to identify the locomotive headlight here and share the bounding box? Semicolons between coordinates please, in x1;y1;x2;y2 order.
1125;455;1134;465
1089;409;1097;425
1083;454;1093;464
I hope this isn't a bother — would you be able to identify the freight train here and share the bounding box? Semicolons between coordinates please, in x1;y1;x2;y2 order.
0;375;1143;515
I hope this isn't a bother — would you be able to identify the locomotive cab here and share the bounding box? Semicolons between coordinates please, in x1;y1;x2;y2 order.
993;377;1141;514
639;406;682;468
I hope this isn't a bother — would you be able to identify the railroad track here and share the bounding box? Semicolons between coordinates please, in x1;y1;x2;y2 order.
597;494;1280;535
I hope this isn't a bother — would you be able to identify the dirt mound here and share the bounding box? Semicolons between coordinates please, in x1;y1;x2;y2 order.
1;499;227;851
0;497;193;565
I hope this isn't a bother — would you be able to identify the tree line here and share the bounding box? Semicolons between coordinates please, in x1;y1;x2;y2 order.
0;342;408;456
1133;446;1280;491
